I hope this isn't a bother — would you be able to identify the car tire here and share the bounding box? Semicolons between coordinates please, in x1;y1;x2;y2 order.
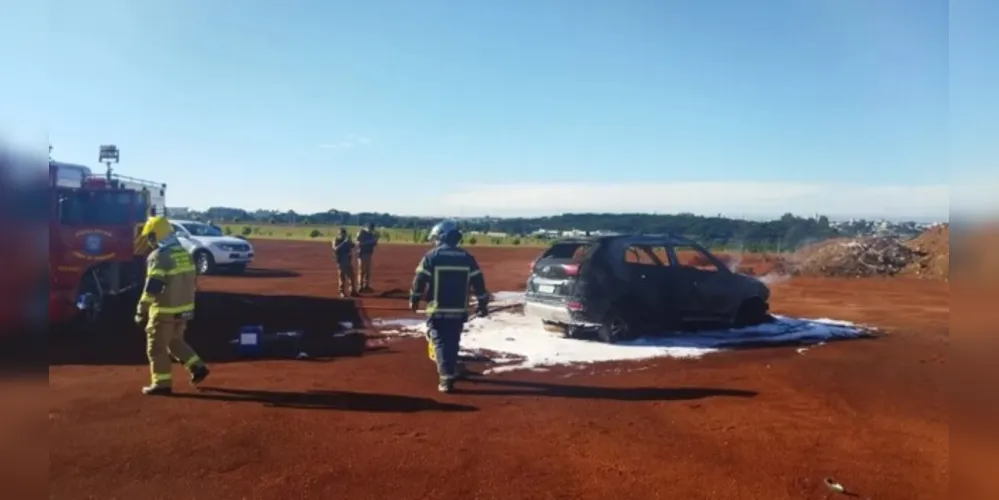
564;325;585;338
733;298;768;327
597;305;637;344
194;250;215;275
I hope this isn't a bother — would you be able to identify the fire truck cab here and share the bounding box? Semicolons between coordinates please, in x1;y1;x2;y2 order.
49;159;166;326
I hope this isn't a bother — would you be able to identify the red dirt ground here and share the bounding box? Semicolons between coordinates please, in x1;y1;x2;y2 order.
45;240;955;500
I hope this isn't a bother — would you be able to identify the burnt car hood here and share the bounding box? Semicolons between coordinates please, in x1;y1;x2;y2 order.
734;273;771;300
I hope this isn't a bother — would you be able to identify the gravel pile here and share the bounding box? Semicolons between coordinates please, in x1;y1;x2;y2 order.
793;237;922;278
901;224;949;280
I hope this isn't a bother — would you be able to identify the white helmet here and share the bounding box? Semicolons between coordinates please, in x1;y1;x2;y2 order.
428;219;461;245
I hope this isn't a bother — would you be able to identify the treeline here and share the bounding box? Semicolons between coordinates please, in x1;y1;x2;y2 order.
178;207;927;251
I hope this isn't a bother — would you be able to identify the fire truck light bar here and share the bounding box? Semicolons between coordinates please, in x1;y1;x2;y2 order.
98;145;120;163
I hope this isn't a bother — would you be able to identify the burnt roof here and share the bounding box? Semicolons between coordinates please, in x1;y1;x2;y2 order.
551;232;702;246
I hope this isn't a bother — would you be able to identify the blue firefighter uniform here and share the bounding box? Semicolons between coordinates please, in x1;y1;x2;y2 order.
410;221;489;393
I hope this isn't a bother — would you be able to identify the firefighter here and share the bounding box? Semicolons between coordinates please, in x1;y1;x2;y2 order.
409;220;490;393
332;227;359;297
355;222;378;293
134;216;210;396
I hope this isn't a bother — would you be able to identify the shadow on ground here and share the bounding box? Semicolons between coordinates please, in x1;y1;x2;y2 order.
457;376;758;401
225;268;301;278
176;387;478;412
375;287;411;299
49;291;378;366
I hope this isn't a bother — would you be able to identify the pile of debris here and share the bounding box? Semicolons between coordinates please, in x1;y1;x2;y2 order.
792;236;923;278
901;224;949;280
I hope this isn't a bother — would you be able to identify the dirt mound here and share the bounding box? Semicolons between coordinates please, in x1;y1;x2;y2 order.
901;224;949;280
792;237;923;278
726;254;794;277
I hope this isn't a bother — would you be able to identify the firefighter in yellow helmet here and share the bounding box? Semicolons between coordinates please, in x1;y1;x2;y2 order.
134;216;210;395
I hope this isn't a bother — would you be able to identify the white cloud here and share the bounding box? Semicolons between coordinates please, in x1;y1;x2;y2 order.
318;133;371;150
437;181;954;220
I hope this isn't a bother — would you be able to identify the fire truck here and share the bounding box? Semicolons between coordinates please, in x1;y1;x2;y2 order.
49;157;167;327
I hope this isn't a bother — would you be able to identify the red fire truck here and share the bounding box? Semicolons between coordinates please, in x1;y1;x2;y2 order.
49;158;167;327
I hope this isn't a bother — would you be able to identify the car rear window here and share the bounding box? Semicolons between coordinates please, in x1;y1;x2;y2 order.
544;243;591;261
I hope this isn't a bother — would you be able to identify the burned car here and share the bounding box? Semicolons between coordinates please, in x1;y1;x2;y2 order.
523;234;771;343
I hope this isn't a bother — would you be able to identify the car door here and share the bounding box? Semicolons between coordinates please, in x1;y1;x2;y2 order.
608;242;659;316
660;245;707;318
621;243;691;324
669;244;733;320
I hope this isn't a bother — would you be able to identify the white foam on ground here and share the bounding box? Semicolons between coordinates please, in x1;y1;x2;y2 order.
369;292;526;330
490;291;526;304
381;312;872;373
372;291;873;373
371;317;426;329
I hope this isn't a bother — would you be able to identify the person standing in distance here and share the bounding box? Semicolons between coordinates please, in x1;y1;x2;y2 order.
332;227;359;297
355;222;378;293
135;216;210;396
409;220;490;393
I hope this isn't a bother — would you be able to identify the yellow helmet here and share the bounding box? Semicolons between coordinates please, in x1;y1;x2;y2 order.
140;216;174;243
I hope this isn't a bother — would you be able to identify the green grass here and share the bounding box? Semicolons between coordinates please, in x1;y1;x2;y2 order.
219;224;551;247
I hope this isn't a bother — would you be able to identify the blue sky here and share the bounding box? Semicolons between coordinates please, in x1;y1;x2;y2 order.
4;0;994;219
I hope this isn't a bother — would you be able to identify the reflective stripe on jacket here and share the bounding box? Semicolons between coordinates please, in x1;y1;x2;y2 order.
139;243;197;316
410;245;488;319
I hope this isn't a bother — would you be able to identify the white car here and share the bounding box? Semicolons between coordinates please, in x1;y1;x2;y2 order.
168;219;255;275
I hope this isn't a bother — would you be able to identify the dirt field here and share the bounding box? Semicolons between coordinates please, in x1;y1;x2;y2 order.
47;240;952;500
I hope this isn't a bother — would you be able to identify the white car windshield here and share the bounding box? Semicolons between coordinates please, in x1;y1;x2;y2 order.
181;223;223;237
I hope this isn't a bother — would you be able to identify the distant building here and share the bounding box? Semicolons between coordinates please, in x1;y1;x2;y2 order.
469;231;510;237
166;207;190;218
531;229;561;238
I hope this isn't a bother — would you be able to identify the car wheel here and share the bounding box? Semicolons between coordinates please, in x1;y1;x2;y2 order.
194;250;215;275
597;306;636;344
733;298;768;327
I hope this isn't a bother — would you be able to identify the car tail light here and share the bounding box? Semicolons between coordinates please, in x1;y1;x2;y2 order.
562;264;579;276
567;301;584;311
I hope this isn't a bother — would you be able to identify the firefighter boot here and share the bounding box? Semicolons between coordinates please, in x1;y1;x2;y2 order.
438;376;454;393
141;384;173;396
190;364;211;385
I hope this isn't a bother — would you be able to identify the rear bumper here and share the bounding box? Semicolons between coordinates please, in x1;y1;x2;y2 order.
523;300;600;327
